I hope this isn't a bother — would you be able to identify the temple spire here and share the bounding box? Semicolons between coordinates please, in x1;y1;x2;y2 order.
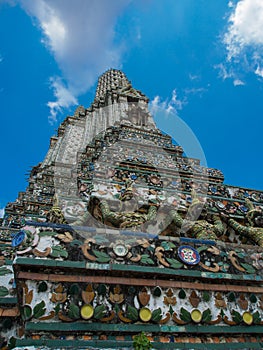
95;69;130;99
92;68;149;108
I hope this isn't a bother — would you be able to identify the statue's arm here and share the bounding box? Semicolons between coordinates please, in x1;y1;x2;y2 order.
169;209;183;227
228;218;250;235
212;215;225;236
146;205;158;221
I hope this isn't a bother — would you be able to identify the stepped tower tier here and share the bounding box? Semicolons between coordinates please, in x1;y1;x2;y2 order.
1;70;263;350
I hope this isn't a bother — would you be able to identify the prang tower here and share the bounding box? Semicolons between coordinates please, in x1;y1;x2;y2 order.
1;69;263;349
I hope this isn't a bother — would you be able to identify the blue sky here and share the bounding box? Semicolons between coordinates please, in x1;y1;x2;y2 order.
1;0;263;216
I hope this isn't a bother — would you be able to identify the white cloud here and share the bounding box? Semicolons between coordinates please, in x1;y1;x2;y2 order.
184;87;208;97
47;77;78;123
255;65;263;78
223;0;263;82
215;63;246;86
149;89;184;115
233;78;245;86
18;0;131;122
224;0;263;60
149;96;164;114
0;208;5;218
189;74;200;81
168;89;184;112
215;63;234;80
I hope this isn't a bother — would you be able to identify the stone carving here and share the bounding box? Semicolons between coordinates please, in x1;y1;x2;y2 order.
228;199;263;247
169;191;224;240
47;195;67;224
99;198;158;229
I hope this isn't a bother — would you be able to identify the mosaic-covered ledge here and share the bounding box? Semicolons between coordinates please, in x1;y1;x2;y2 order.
16;279;263;327
9;222;263;280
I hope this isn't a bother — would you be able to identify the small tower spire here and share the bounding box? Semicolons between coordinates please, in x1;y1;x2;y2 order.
92;68;149;108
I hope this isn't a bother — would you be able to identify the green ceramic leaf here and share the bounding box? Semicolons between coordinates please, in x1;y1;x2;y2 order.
178;289;186;299
151;308;162;322
2;318;12;330
249;294;257;304
0;267;12;276
231;310;242;324
54;304;61;315
146;257;155;265
50;249;59;258
33;300;45;311
141;254;154;265
69;284;80;296
94;304;106;319
0;286;9;297
50;246;68;258
93;250;111;263
59;249;68;258
202;291;210;302
169;305;174;315
166;258;183;269
202;308;212;323
126;305;139;321
160;241;169;250
240;263;256;274
37;281;48;293
33;300;46;319
34;308;46;319
236;252;246;259
21;305;32;321
8;336;16;350
97;284;107;296
167;241;176;249
161;241;175;251
227;292;236;302
252;311;261;324
68;303;80;319
114;304;120;314
180;307;191;322
153;286;162;297
69;239;82;246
